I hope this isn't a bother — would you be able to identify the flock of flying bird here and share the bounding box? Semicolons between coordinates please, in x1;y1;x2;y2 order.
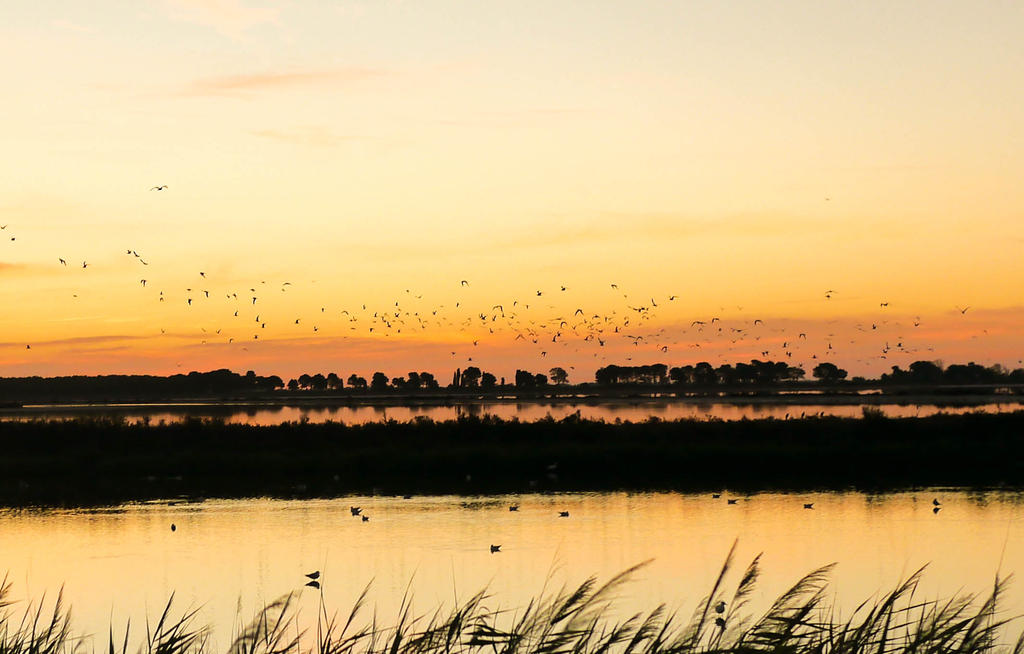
2;186;988;375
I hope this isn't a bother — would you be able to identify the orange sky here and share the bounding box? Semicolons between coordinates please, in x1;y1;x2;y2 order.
1;1;1022;381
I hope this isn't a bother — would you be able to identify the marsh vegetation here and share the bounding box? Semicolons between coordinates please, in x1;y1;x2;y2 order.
1;411;1023;505
2;544;1021;654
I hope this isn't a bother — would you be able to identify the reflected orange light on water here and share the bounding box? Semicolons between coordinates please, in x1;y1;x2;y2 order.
1;492;1022;648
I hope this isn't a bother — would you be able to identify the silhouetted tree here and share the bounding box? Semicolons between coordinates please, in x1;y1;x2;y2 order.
461;366;482;388
909;361;944;384
391;376;406;389
298;373;312;390
326;373;342;390
785;366;806;381
370;372;389;391
693;362;716;385
419;372;439;389
515;370;536;388
347;374;367;389
534;373;548;386
669;365;694;385
813;362;847;383
310;373;327;391
406;372;421;390
480;372;497;389
287;379;299;391
549;367;568;385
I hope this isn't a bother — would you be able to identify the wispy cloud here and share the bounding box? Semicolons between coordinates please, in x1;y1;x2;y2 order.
163;0;280;38
0;262;55;277
250;126;360;147
182;68;391;97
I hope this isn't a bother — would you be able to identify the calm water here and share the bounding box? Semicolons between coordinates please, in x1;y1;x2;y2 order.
4;398;1023;425
2;491;1023;648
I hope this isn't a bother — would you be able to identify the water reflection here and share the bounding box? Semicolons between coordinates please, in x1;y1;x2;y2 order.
2;399;1022;426
0;490;1022;648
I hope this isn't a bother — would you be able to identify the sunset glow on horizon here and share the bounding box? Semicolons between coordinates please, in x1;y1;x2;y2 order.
2;1;1022;382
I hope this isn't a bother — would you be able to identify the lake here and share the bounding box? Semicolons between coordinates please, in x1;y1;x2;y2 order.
3;397;1022;425
2;490;1022;650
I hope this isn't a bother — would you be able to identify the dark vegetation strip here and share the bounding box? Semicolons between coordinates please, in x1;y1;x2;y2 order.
1;411;1024;506
1;360;1023;405
2;543;1022;654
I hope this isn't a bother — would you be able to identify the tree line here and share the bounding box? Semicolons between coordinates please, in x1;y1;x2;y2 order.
0;369;283;402
593;359;1024;387
0;359;1020;403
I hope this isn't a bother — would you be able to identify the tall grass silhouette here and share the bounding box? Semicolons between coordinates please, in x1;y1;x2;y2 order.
2;544;1022;654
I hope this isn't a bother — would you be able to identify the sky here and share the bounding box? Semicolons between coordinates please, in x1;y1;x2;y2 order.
1;1;1022;382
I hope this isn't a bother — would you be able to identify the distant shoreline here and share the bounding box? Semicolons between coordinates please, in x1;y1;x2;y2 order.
2;386;1022;413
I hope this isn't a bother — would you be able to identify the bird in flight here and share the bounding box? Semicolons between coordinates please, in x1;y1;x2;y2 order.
460;280;469;286
956;306;970;314
58;258;66;266
150;185;168;191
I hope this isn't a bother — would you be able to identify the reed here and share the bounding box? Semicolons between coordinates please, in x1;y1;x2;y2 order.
3;411;1024;504
1;550;1021;654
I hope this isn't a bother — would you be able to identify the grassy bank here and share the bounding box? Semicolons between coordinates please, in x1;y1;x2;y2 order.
2;546;1021;654
1;411;1023;505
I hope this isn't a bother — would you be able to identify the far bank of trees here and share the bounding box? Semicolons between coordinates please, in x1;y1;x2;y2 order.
0;369;284;402
2;359;1021;404
264;359;1024;395
595;361;808;387
880;361;1024;385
